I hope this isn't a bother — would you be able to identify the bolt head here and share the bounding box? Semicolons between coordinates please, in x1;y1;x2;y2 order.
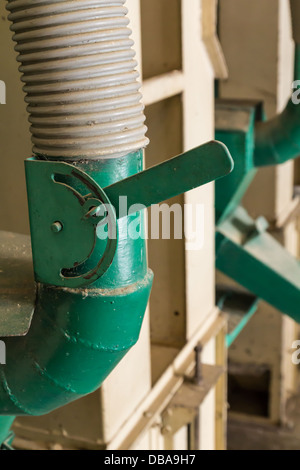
51;221;63;233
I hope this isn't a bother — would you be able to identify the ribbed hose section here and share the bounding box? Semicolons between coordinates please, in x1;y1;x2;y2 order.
6;0;149;159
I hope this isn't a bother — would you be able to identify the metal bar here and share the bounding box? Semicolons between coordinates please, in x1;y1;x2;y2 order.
105;140;234;219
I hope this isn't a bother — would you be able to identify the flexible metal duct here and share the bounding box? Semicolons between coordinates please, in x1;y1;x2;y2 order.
7;0;149;159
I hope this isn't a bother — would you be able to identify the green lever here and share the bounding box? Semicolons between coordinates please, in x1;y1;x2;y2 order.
105;140;233;218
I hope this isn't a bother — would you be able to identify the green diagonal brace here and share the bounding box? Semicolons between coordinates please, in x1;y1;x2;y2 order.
216;207;300;322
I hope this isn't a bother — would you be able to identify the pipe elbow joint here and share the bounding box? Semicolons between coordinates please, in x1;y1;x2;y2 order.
0;271;153;416
254;99;300;167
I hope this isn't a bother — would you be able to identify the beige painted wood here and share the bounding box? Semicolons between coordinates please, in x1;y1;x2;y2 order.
182;0;216;340
202;0;228;79
109;311;223;451
215;325;228;450
164;426;189;451
145;0;218;352
140;0;182;80
199;338;216;450
0;4;31;235
142;71;184;107
145;96;186;348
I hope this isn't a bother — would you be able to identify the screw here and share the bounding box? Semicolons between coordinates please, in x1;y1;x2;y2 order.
51;221;63;233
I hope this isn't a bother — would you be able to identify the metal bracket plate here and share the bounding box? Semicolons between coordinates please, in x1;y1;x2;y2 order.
25;141;233;288
25;159;118;288
161;364;224;436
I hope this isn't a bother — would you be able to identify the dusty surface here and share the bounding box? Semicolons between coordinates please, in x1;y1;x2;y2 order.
228;381;300;450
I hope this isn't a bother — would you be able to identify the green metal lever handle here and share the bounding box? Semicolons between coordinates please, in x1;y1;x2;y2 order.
105;140;234;219
25;140;233;288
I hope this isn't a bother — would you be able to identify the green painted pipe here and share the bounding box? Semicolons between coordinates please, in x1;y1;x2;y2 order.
253;1;300;166
215;101;300;325
0;0;234;429
0;144;233;417
0;151;153;416
254;43;300;166
0;0;154;431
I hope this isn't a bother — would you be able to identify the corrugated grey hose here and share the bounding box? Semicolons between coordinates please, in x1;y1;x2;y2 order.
7;0;149;159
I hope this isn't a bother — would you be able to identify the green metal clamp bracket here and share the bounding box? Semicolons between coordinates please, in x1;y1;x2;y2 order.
25;140;233;288
25;159;118;288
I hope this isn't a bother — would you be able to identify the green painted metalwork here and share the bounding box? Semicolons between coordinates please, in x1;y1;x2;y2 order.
0;151;151;416
215;96;300;328
0;142;233;419
0;271;153;416
25;141;233;288
25;159;118;288
216;207;300;321
254;45;300;166
215;100;262;223
0;0;236;444
105;141;233;218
